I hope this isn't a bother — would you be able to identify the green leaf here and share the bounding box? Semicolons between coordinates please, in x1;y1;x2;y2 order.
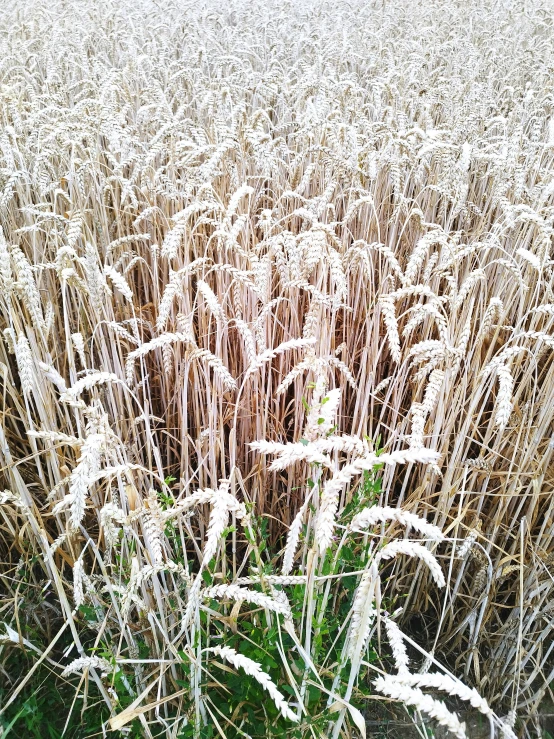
307;685;321;706
78;605;97;621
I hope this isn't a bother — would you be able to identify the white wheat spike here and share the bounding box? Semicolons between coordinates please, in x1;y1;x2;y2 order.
223;184;254;227
207;646;298;722
478;297;504;340
100;503;124;548
73;556;85;608
275;359;312;395
235;575;307;586
349;506;444;541
52;432;105;530
60;372;120;403
312;435;368;456
407;339;447;361
404;233;439;286
48;532;68;556
156;258;208;332
315;449;440;554
3;327;15;354
390;285;446;304
316;466;353;553
187;348;237;391
166;488;216;519
143;491;164;565
324;356;358;390
103;321;139;346
422;369;444;414
161;202;222;259
516;247;541;270
0;225;13;293
11;245;45;330
202;584;291;617
384;617;410;675
304;373;329;439
374;676;467;739
373;377;392;395
494;364;513;427
409;403;426;450
71;332;86;367
252;435;368;465
245;337;317;376
197;279;227;327
397;673;493;718
235;318;257;366
120;556;143;619
249;440;291;456
62;656;113;678
348;565;377;659
454;268;486;309
532;304;554;316
183;575;203;628
104;265;134;302
282;500;309;575
106;233;151;253
15;334;35;396
28;430;81;446
373;449;441;466
125;332;190;383
264;442;331;471
379;294;401;363
202;481;240;565
456;529;478;558
376;541;445;588
366;241;404;279
317;387;341;433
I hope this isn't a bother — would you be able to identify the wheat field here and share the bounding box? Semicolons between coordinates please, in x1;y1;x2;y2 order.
0;0;553;737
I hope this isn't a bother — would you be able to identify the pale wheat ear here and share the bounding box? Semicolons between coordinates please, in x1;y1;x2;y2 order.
348;505;445;541
201;583;291;617
61;656;113;678
393;672;518;739
384;617;410;675
282;497;311;575
374;676;468;739
206;646;299;723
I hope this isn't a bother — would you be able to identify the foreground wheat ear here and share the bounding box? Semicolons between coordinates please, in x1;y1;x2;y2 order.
1;0;553;736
